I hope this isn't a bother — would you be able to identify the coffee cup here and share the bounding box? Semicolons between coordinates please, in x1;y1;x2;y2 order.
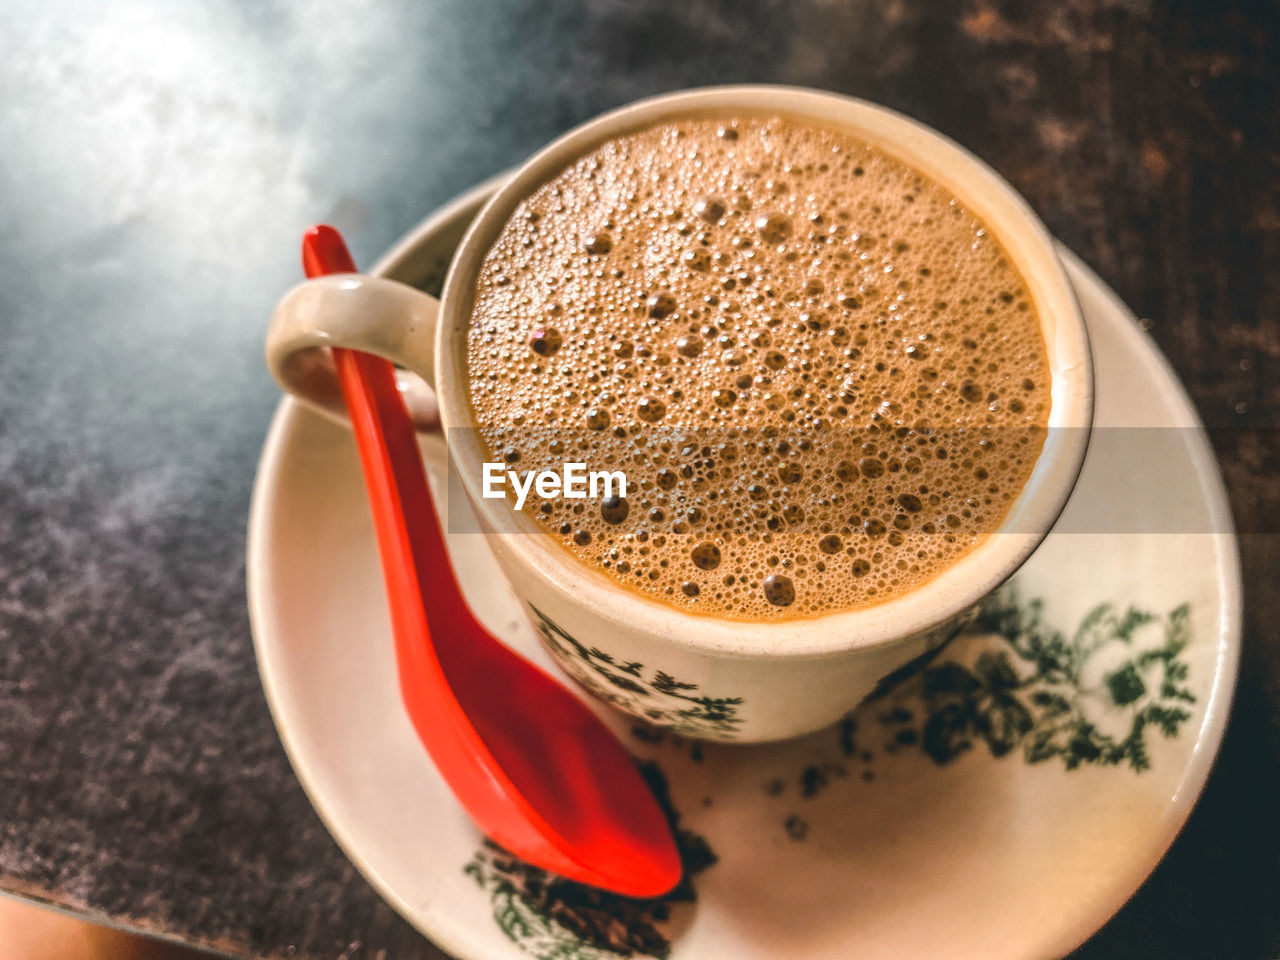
266;85;1092;743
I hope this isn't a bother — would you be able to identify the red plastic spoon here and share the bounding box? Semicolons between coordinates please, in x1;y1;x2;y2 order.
300;225;680;898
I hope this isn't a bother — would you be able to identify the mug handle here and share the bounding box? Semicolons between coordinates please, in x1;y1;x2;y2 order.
265;274;442;431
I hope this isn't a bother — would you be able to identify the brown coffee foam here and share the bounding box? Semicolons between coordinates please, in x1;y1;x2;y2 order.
466;116;1049;620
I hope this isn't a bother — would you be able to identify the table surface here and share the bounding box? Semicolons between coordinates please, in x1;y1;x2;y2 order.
2;1;1277;957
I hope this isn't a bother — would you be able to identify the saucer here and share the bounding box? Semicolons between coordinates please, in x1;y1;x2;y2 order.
247;180;1240;960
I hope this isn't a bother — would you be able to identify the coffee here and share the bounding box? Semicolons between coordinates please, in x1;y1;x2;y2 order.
466;115;1050;620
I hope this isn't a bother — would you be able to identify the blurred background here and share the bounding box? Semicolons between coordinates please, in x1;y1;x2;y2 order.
1;0;1277;957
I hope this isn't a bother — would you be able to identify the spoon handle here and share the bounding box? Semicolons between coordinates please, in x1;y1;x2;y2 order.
301;226;461;734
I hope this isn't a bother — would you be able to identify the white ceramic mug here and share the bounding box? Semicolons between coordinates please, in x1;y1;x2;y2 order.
266;85;1093;743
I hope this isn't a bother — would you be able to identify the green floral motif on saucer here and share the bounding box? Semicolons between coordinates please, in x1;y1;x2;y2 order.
872;586;1196;770
464;763;715;960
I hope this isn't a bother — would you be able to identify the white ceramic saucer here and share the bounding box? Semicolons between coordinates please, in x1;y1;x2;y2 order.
248;181;1240;960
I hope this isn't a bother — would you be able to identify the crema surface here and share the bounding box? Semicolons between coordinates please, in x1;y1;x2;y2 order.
466;116;1050;620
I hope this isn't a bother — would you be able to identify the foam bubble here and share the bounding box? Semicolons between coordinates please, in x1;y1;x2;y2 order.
466;116;1050;620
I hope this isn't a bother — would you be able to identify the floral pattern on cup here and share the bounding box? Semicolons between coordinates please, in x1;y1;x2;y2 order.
529;604;744;738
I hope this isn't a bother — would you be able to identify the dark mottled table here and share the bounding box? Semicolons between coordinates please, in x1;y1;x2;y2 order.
1;0;1277;957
